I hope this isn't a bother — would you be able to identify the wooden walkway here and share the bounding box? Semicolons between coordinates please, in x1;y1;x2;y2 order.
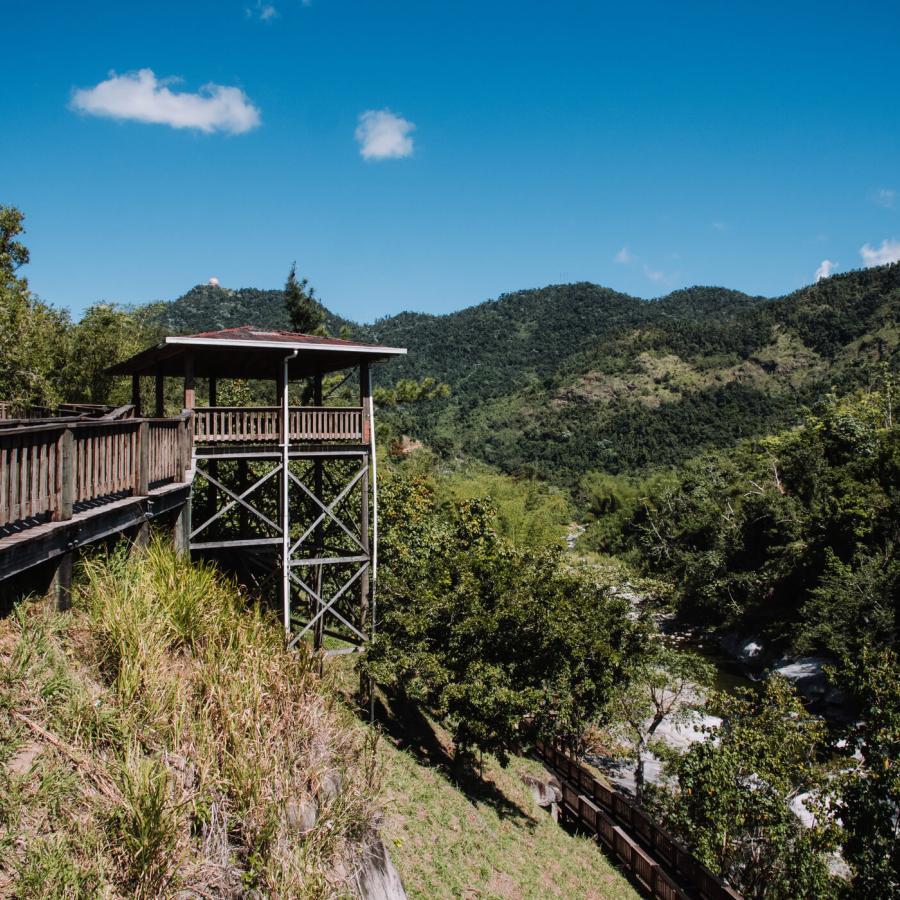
0;412;193;584
534;741;742;900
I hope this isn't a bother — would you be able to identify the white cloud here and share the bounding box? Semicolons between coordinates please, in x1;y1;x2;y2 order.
71;69;261;134
644;265;666;283
874;188;896;209
355;109;415;160
614;246;636;264
815;259;837;282
712;221;728;232
247;1;278;20
860;238;900;268
209;276;220;287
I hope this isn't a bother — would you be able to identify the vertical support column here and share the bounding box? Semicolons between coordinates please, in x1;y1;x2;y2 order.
52;552;74;612
207;376;218;529
359;362;371;633
279;355;296;638
155;371;164;417
183;352;195;411
359;362;372;709
134;419;151;549
174;414;192;556
131;374;141;416
313;372;324;650
180;353;196;557
53;426;75;610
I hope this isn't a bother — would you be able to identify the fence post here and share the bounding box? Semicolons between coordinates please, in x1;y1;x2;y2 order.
58;427;74;521
137;421;150;496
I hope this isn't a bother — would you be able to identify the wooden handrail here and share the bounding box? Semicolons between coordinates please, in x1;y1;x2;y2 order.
193;406;365;444
0;414;192;532
534;740;742;900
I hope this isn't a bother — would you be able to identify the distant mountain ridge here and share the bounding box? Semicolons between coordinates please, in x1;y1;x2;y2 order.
146;266;900;483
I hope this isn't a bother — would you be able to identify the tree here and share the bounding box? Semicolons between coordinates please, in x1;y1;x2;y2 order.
605;647;713;803
652;677;839;899
65;303;160;405
0;206;70;408
366;472;645;764
284;263;326;335
834;647;900;897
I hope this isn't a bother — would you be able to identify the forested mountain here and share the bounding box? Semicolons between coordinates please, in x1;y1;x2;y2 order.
368;266;898;483
146;282;353;336
143;266;899;485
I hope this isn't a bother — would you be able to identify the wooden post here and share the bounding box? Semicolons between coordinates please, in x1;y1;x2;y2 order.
131;374;141;416
359;362;371;630
57;428;74;522
155;372;164;417
207;376;218;528
52;552;74;612
278;358;294;637
137;421;150;496
174;411;193;557
313;372;324;650
174;500;191;557
183;353;195;410
359;363;371;704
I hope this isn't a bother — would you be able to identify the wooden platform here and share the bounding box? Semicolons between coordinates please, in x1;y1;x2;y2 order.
0;480;191;581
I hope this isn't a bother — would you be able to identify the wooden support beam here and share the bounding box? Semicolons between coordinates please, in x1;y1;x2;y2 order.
174;499;191;557
183;352;195;410
57;428;75;522
51;551;74;612
1;484;190;582
131;374;141;416
136;421;150;496
359;362;371;634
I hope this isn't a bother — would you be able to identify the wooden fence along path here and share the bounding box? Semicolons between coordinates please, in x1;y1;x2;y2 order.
0;411;195;592
0;416;192;532
534;741;742;900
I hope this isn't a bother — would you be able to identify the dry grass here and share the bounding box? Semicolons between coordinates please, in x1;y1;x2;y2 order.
0;539;379;898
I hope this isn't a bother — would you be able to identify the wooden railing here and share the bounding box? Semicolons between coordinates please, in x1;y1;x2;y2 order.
0;414;192;532
534;740;742;900
193;406;365;444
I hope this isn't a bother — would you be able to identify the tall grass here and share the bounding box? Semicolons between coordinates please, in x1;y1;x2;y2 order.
0;538;379;897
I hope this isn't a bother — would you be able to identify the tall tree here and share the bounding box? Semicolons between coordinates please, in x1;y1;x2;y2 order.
0;206;70;408
284;263;326;336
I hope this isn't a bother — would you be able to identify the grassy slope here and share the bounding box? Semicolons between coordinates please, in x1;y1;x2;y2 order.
367;695;638;900
0;542;377;898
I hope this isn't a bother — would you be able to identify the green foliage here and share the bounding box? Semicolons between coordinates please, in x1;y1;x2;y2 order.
651;677;840;899
65;302;164;405
833;647;900;897
605;647;714;803
374;376;450;406
0;206;70;408
367;472;645;763
284;262;327;336
596;388;899;658
364;267;900;482
435;467;570;549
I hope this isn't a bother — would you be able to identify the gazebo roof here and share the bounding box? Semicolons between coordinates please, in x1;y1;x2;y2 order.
106;326;407;379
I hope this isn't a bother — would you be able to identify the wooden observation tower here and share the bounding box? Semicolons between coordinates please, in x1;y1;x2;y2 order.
108;326;406;654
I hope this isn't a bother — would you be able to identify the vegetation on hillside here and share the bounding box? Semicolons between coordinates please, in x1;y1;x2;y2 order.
583;385;899;662
367;468;647;764
0;543;378;897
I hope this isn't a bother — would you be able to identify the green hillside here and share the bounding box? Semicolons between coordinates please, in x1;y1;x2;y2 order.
370;267;900;483
142;265;900;485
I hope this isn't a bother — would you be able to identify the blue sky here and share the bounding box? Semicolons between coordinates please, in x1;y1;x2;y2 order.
2;0;899;322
